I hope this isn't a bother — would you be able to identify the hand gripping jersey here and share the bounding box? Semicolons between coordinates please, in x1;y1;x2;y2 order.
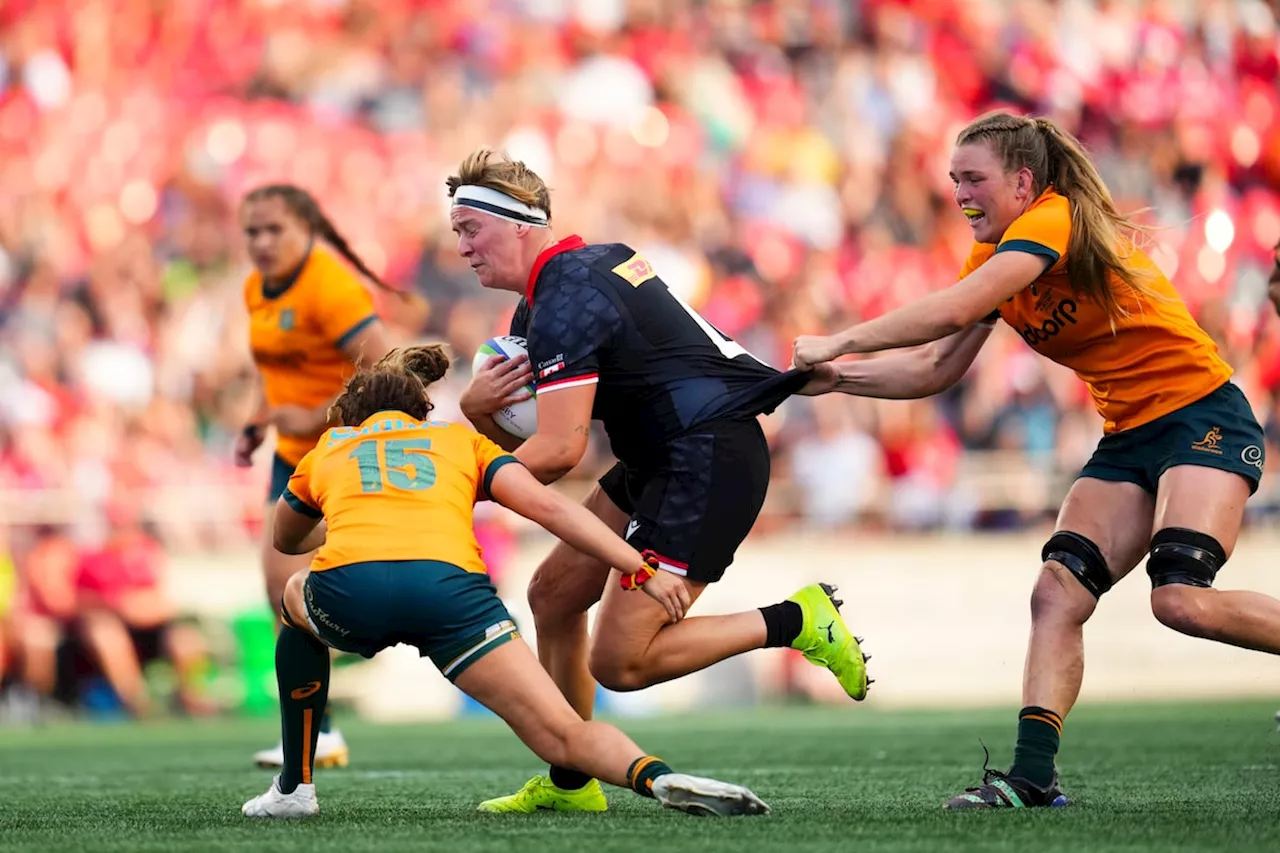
509;236;808;467
282;414;519;573
962;189;1233;433
245;245;378;465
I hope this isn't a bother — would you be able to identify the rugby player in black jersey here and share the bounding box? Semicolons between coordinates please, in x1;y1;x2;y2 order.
433;150;868;815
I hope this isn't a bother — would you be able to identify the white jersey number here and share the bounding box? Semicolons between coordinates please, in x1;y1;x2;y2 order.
667;288;766;365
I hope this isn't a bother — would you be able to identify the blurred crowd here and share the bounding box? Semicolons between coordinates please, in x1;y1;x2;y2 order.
4;0;1280;713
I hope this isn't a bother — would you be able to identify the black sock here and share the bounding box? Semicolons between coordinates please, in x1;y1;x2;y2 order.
549;765;592;790
759;601;803;648
277;598;333;734
275;626;331;794
626;756;674;798
1010;706;1062;789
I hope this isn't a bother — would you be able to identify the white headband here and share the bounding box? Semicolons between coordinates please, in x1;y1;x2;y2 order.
452;184;549;227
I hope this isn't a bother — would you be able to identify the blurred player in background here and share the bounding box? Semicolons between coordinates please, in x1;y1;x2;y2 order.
234;185;393;770
242;348;768;819
445;149;865;814
795;111;1280;809
1266;237;1280;729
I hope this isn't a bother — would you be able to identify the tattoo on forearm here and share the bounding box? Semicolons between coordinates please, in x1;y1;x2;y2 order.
573;424;590;435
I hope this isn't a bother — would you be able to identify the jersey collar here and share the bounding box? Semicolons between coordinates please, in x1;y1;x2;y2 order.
262;240;316;300
360;409;419;426
526;235;586;304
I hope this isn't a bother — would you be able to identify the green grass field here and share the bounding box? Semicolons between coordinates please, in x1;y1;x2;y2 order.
2;700;1278;853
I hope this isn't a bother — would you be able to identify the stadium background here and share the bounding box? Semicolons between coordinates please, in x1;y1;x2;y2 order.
2;0;1280;723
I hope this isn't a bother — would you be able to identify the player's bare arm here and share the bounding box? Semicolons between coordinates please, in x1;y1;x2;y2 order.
793;251;1046;368
272;501;326;555
513;382;595;484
808;324;994;400
487;463;688;621
235;379;271;467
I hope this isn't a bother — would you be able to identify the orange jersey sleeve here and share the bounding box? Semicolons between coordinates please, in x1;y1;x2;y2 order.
993;191;1071;272
245;245;379;465
282;447;322;518
299;415;515;574
964;189;1232;433
313;260;378;350
472;431;521;500
959;192;1069;279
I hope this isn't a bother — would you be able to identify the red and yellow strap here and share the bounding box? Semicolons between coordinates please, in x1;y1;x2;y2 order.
620;551;660;591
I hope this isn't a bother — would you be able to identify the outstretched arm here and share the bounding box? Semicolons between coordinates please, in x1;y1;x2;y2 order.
486;462;690;620
794;251;1045;366
820;323;994;399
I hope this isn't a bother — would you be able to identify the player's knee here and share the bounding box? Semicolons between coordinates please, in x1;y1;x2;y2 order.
529;554;606;624
526;566;560;621
588;649;650;693
1146;528;1227;637
1041;531;1113;601
1150;585;1221;639
1146;528;1225;591
1029;564;1097;626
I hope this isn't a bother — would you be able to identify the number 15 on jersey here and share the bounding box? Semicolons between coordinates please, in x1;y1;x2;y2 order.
348;439;436;493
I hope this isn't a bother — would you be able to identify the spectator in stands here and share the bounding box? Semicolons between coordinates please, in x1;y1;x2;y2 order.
74;500;214;717
8;527;79;705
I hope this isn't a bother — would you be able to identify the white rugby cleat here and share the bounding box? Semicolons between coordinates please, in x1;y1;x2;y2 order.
651;773;771;817
242;775;319;818
253;729;349;769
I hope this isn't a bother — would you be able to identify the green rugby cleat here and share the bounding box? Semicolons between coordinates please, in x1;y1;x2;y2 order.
788;583;870;700
477;775;608;814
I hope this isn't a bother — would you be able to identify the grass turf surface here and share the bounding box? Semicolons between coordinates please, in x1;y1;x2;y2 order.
1;701;1278;852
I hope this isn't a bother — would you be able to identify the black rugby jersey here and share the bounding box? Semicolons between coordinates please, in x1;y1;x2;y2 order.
509;236;807;467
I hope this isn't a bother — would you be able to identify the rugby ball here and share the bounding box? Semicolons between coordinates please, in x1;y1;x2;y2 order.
471;336;538;440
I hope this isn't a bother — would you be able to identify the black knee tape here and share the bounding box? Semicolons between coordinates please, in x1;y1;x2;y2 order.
1146;528;1225;589
1042;531;1112;599
280;595;300;631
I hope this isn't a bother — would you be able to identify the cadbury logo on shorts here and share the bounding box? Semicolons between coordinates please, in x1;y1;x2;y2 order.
1018;298;1078;345
1242;445;1265;472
